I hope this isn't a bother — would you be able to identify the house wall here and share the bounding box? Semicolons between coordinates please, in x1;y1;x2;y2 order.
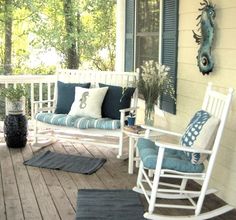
167;0;236;207
135;0;236;207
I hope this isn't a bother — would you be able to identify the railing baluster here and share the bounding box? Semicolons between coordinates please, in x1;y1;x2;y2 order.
39;82;43;111
5;83;9;116
47;82;51;112
31;83;35;118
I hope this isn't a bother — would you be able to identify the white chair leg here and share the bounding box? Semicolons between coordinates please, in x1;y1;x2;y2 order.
34;120;38;144
117;132;123;159
136;161;144;188
195;154;216;216
148;147;165;213
128;137;135;174
135;144;140;167
180;178;188;191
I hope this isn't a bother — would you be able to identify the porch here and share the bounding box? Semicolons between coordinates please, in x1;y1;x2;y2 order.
0;140;235;220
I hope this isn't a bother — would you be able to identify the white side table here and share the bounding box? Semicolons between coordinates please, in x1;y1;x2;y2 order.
123;129;161;174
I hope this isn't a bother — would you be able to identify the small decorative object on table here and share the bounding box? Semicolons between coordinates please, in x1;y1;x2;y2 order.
138;60;175;126
127;112;136;126
0;85;28;148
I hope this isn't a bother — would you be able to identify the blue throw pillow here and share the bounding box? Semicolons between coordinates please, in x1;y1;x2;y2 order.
99;83;135;120
54;81;91;114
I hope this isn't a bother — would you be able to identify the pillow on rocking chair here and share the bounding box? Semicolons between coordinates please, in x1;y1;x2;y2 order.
181;110;220;165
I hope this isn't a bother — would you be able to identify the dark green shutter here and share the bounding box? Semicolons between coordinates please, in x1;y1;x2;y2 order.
124;0;135;71
160;0;179;114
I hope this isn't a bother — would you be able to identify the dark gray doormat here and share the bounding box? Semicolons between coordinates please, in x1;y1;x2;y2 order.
23;150;106;175
76;189;145;220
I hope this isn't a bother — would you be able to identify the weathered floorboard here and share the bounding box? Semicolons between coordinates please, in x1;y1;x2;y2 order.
10;147;42;220
0;145;6;220
31;144;75;220
0;140;235;220
21;144;61;220
1;144;24;220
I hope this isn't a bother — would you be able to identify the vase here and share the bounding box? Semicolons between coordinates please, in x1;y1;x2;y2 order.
144;102;155;126
127;116;136;126
7;99;24;115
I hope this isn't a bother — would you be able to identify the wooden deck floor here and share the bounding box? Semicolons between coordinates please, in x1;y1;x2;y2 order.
0;140;235;220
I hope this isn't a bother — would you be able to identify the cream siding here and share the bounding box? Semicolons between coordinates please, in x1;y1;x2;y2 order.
137;0;236;207
176;0;236;206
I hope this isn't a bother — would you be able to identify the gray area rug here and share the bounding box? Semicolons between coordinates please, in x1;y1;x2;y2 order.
23;150;106;175
76;189;145;220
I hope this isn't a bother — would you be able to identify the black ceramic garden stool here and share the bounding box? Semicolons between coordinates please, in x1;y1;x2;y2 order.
4;114;28;148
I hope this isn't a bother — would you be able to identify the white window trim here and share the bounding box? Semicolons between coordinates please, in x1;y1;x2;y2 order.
159;0;163;64
134;0;163;68
135;0;165;117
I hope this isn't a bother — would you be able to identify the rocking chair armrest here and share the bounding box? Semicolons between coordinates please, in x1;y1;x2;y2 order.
35;106;55;112
32;100;55;105
119;106;139;113
119;107;139;129
33;100;56;115
142;125;182;137
155;140;213;154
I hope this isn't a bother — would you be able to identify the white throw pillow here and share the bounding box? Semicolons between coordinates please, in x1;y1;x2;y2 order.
181;110;220;164
69;87;108;118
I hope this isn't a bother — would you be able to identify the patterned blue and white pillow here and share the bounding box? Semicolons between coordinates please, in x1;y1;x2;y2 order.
181;110;220;164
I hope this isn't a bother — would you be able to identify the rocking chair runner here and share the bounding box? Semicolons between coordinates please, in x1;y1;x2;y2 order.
133;83;234;220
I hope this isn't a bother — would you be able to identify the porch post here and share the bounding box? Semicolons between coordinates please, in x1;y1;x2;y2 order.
115;0;125;72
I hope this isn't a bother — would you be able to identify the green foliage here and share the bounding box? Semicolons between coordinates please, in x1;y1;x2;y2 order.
0;0;116;73
14;65;56;75
0;84;27;101
138;60;175;104
79;0;116;70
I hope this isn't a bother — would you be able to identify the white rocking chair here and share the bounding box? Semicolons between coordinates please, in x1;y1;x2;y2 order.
133;83;234;219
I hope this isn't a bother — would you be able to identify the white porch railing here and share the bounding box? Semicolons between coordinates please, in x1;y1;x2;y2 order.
0;71;138;119
0;74;57;118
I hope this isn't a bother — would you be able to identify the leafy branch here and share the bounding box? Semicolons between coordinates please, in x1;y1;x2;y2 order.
0;85;27;101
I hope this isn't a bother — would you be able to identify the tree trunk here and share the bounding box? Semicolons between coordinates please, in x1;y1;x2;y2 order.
4;0;13;75
62;0;78;69
77;11;80;66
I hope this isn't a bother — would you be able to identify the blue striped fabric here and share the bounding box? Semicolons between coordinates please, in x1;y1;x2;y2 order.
137;138;204;173
35;113;121;130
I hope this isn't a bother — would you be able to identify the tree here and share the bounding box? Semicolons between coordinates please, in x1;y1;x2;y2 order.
62;0;78;69
31;0;116;70
0;0;116;73
79;0;116;70
3;0;13;75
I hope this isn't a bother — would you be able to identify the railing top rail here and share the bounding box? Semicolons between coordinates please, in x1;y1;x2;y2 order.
0;70;139;85
0;75;57;84
56;69;139;77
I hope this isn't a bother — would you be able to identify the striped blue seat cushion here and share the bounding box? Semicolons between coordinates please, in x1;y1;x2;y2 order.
137;138;204;173
35;113;121;130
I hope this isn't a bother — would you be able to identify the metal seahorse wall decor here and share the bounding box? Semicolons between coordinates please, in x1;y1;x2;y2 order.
192;0;216;75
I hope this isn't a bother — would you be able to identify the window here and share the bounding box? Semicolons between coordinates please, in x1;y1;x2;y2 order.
125;0;178;114
135;0;160;68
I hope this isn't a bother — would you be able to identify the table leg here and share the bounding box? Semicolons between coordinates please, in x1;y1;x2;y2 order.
128;137;135;174
135;145;140;168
